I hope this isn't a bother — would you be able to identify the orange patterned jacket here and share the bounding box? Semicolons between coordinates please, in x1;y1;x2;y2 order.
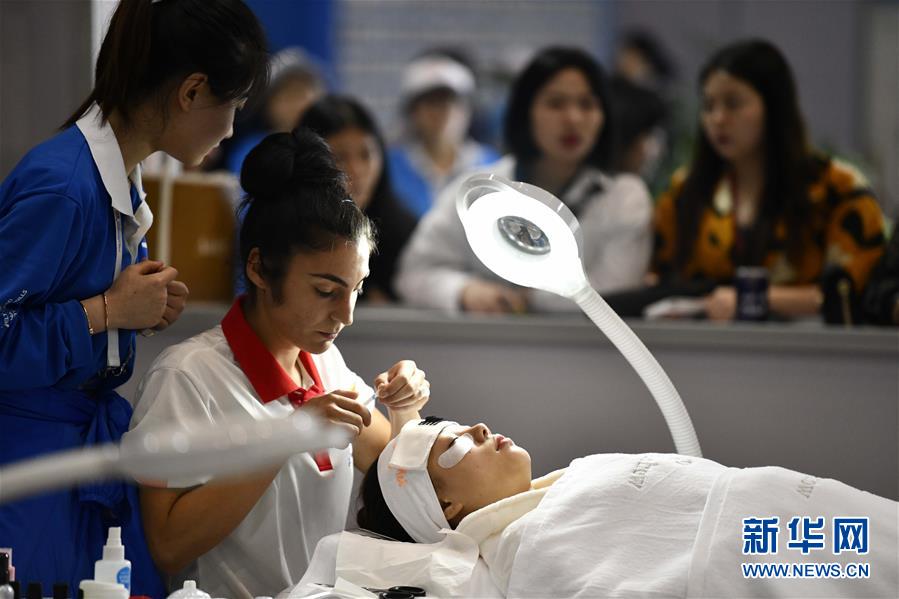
652;159;886;291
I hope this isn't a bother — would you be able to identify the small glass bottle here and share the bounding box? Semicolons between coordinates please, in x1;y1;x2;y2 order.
0;553;13;599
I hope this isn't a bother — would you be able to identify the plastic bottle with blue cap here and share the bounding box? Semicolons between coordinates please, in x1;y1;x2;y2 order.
93;527;131;592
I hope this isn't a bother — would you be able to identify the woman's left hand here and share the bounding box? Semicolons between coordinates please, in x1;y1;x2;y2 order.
704;286;737;321
373;360;430;412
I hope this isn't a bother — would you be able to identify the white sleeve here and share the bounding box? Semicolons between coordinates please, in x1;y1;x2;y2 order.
528;174;652;312
127;366;217;488
586;175;652;293
393;178;476;312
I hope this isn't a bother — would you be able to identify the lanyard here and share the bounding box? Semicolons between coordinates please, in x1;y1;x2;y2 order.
107;198;152;370
74;106;151;371
107;210;124;368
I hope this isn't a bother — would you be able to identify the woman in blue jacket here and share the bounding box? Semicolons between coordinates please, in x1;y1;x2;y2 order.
0;0;267;596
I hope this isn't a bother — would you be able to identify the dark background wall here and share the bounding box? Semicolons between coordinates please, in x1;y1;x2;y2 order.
614;0;879;184
0;1;92;178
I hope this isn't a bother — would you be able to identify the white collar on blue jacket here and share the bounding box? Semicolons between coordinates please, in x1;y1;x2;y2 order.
75;104;153;257
75;104;155;367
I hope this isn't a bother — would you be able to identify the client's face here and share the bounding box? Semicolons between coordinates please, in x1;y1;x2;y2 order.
426;423;532;523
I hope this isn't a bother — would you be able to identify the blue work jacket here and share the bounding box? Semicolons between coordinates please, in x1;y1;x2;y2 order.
386;141;499;219
0;109;165;598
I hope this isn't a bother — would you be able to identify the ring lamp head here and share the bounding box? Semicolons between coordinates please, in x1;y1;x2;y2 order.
457;174;587;298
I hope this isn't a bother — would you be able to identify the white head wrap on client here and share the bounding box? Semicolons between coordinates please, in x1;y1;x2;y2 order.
377;418;459;543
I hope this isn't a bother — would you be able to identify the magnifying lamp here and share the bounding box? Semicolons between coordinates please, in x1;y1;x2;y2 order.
0;410;351;504
457;174;702;457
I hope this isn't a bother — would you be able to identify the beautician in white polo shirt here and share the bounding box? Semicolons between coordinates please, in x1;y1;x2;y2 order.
128;128;430;598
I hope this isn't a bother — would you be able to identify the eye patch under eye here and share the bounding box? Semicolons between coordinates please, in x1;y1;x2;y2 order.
437;433;474;469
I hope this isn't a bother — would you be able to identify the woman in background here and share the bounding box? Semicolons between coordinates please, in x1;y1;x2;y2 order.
387;50;499;219
652;39;885;320
224;47;325;175
395;46;653;313
607;75;669;184
299;95;417;302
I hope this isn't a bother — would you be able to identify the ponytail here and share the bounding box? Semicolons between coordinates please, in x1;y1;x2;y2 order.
64;0;268;128
67;0;153;127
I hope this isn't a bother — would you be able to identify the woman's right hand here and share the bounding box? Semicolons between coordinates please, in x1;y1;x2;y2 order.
460;279;528;314
106;260;180;330
303;390;372;436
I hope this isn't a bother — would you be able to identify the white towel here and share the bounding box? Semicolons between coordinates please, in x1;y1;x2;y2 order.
508;453;724;597
507;454;897;598
687;466;898;598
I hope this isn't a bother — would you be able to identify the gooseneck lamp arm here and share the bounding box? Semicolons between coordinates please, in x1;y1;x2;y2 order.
457;174;702;457
0;410;351;504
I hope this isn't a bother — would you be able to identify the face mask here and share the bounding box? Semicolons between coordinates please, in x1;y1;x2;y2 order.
440;102;471;146
437;433;474;468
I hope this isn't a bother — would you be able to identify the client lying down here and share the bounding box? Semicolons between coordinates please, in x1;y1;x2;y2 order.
353;418;897;598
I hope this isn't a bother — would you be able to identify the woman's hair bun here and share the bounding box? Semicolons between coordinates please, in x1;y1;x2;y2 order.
240;128;345;200
236;125;375;300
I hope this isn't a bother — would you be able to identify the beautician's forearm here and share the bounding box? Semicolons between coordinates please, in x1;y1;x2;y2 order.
141;465;280;574
389;407;421;438
769;285;822;317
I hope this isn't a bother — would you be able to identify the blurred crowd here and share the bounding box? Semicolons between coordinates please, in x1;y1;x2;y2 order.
188;33;896;326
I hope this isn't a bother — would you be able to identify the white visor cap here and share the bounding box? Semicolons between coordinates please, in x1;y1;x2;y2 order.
401;56;475;101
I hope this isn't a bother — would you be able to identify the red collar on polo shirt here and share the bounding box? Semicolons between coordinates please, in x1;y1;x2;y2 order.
221;297;333;472
221;296;325;407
